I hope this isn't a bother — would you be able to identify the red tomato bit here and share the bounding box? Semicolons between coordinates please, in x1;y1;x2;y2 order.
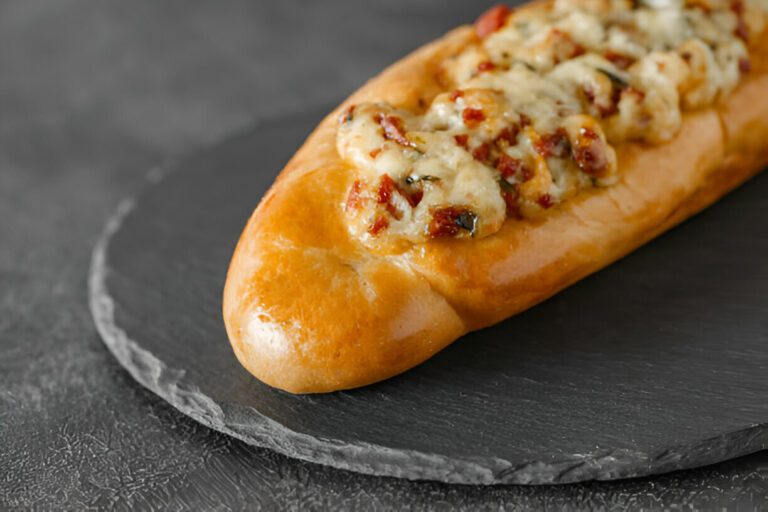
376;175;395;205
739;57;751;73
407;189;424;208
475;5;511;39
500;184;522;218
428;207;478;237
462;107;486;127
378;174;423;214
374;113;413;147
376;175;401;218
537;194;556;209
368;215;389;236
472;142;492;164
345;180;363;212
494;125;519;147
571;126;608;177
477;60;496;73
454;134;469;149
731;0;749;40
584;85;596;104
534;128;570;158
495;154;527;179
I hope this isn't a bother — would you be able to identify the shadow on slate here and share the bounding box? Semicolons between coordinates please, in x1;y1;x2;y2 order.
90;106;768;485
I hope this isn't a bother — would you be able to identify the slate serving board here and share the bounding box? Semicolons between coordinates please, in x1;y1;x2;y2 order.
89;107;768;485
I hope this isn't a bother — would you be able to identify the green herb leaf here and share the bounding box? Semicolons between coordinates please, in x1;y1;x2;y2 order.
456;210;478;236
597;68;629;87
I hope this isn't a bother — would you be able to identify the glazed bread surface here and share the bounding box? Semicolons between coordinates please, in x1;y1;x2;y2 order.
223;7;768;393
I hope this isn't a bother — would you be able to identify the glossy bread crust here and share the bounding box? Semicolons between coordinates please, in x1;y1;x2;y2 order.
223;16;768;393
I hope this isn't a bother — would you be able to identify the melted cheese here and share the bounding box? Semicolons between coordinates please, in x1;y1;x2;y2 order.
337;0;767;244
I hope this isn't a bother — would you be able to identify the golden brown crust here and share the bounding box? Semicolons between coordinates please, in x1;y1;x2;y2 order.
223;18;768;393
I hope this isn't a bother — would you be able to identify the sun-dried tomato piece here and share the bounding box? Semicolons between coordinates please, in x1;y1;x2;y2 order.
428;207;478;237
494;125;519;147
534;129;570;158
733;9;749;41
537;194;556;209
374;113;413;147
377;174;422;214
368;215;389;235
495;154;527;179
376;175;395;205
571;126;609;177
407;189;424;208
472;142;492;164
345;180;364;212
477;60;496;73
739;57;751;73
500;183;522;218
475;5;511;39
454;134;469;149
462;107;486;127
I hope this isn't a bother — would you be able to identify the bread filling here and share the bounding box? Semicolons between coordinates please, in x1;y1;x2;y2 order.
337;0;766;243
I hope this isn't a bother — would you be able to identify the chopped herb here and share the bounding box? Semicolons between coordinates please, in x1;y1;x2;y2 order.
513;60;537;72
405;175;440;184
498;178;516;192
456;210;478;236
597;68;629;87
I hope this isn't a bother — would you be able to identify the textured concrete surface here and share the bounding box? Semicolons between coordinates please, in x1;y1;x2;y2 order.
2;0;767;509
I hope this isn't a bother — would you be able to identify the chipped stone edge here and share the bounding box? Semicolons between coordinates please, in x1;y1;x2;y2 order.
87;161;768;488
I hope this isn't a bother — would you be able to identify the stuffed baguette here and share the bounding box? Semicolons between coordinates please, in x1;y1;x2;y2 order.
224;0;768;393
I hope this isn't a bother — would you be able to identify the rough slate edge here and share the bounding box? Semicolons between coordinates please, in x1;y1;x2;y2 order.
87;120;768;487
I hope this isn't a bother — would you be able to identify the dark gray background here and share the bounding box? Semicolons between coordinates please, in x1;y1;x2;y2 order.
2;0;767;509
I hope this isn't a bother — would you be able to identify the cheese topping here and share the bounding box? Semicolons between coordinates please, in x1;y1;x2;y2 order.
337;0;767;244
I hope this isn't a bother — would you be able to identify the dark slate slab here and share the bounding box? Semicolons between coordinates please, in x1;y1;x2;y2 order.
89;106;768;485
